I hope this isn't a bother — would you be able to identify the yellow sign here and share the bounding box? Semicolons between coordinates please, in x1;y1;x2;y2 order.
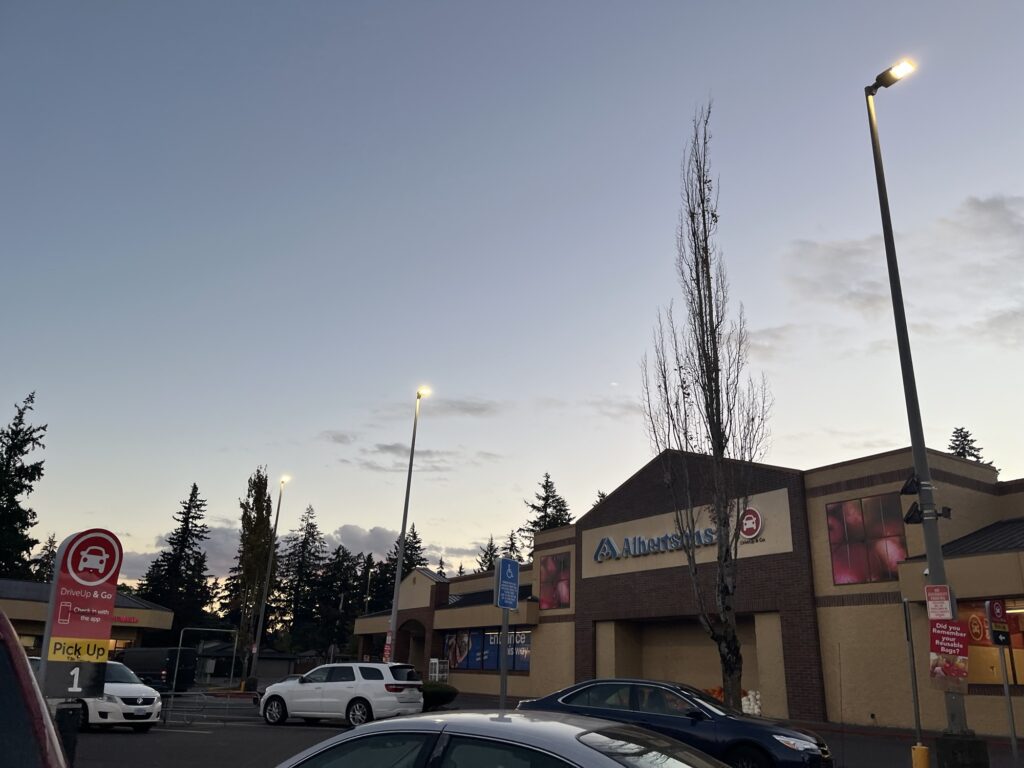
47;636;109;662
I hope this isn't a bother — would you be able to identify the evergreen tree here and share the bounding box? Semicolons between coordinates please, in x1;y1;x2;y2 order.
592;491;608;509
476;535;499;573
138;483;215;636
499;529;524;563
377;524;430;611
456;563;466;577
31;532;58;583
278;505;327;650
519;473;572;554
0;394;47;579
437;556;446;579
318;544;363;654
222;468;277;660
948;427;985;462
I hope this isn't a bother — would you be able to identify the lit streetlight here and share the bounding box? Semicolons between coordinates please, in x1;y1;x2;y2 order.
864;60;970;739
251;474;290;683
383;386;430;662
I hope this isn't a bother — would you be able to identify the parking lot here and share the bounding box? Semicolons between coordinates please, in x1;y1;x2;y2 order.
76;719;344;768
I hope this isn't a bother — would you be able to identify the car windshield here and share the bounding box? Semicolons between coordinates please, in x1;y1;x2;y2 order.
105;663;142;684
580;726;728;768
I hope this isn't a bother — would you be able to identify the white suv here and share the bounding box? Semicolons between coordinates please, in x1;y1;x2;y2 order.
260;662;422;726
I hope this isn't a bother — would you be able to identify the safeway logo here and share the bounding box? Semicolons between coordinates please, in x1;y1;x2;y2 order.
739;508;764;541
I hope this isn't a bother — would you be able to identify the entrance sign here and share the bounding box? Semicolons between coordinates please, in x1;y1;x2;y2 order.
987;600;1011;647
926;585;953;620
40;529;123;699
929;619;969;693
494;558;519;610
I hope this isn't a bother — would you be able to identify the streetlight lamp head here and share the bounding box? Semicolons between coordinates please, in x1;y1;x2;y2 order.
417;386;432;399
280;474;291;486
873;58;916;89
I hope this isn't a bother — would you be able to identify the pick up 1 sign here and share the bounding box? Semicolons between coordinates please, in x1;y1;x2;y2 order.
40;529;123;699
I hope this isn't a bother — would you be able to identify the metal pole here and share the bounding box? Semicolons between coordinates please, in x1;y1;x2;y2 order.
903;600;924;744
997;647;1020;764
499;608;509;711
252;479;286;683
865;86;968;735
385;392;423;662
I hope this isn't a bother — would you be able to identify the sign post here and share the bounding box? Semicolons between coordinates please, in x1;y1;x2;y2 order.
39;529;123;700
987;600;1019;764
494;557;519;711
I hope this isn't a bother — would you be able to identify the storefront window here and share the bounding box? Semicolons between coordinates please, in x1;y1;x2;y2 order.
959;600;1023;685
826;493;907;585
444;628;530;673
539;552;571;609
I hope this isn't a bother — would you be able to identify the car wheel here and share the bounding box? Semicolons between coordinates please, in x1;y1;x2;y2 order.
346;699;373;726
263;696;288;725
726;745;772;768
132;724;153;733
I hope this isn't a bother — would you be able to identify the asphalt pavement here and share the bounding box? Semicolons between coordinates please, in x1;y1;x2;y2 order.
69;691;1020;768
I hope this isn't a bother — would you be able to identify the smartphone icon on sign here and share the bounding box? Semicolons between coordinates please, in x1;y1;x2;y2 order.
58;602;72;625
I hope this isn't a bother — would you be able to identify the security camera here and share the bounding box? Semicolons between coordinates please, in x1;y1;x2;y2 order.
923;568;930;577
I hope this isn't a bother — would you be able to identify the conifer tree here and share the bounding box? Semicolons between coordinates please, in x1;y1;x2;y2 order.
32;533;58;583
948;427;985;462
500;529;524;563
456;563;466;577
278;505;327;649
222;468;276;658
519;473;572;555
437;556;446;579
0;393;47;578
476;535;499;573
138;483;215;635
318;544;363;652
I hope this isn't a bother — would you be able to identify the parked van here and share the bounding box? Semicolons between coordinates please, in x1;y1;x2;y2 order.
115;647;197;692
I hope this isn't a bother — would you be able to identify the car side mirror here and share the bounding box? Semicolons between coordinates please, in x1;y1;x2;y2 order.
298;676;309;684
684;708;708;721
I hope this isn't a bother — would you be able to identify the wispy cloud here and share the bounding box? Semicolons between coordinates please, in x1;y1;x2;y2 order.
319;430;356;445
583;397;642;420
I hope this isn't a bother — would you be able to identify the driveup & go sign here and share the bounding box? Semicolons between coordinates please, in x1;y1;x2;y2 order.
40;528;123;699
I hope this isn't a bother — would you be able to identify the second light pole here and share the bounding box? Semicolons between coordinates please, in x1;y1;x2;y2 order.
384;386;430;663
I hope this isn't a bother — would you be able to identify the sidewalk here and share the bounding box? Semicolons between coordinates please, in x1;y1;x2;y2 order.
447;693;1017;768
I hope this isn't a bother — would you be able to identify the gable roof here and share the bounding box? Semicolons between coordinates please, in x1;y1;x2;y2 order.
940;518;1024;557
0;578;172;612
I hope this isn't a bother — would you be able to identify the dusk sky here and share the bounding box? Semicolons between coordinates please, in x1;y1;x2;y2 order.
3;2;1022;580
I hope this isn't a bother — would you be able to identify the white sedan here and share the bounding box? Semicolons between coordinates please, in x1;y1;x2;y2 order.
260;662;422;726
31;658;162;732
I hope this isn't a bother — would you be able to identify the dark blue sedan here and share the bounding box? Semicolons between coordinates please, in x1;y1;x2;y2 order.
517;679;832;768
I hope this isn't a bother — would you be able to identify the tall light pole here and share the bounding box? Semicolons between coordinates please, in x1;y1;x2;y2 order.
383;386;430;662
251;474;289;682
865;60;969;738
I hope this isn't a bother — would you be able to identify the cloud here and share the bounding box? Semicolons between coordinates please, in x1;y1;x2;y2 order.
783;195;1024;352
326;524;399;559
748;324;802;362
319;430;356;445
428;398;502;418
584;397;642;420
118;551;156;580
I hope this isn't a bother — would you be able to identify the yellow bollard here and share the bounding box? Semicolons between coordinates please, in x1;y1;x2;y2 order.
911;744;929;768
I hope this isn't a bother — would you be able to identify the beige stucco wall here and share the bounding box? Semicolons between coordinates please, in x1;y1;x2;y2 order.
594;618;759;693
397;570;434;610
899;552;1024;601
581;488;793;580
753;613;788;719
816;603;913;728
432;601;538;631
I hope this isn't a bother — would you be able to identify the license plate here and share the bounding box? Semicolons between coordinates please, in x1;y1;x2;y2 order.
135;708;147;716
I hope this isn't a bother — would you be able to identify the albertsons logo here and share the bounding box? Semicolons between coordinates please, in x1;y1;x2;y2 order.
593;537;620;563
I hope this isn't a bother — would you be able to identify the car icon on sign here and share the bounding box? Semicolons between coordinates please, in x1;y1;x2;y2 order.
78;546;109;573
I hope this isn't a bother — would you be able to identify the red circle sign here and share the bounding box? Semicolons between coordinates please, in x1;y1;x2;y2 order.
990;600;1006;621
64;530;122;587
739;508;764;540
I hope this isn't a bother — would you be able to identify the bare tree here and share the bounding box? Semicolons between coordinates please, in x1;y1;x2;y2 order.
641;103;772;708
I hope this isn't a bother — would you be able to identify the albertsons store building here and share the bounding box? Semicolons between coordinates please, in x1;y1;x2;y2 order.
355;446;1024;735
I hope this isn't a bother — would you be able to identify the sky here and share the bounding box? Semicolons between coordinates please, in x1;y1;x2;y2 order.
3;2;1022;581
